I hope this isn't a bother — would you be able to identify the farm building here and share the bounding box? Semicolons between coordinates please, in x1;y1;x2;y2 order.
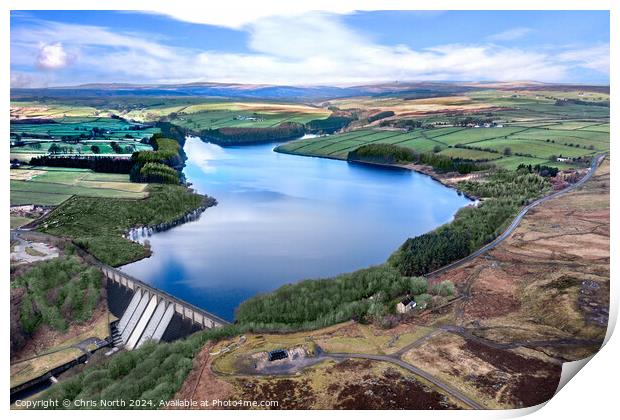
268;349;288;362
396;297;417;314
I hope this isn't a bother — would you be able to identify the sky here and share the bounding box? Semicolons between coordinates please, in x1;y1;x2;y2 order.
10;9;610;88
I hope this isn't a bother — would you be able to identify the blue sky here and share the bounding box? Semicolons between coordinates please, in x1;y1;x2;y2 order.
10;10;609;87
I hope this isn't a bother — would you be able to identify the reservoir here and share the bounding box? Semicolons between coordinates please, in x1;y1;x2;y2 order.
121;136;471;321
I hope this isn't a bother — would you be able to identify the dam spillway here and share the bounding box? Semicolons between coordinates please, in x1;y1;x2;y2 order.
102;265;229;350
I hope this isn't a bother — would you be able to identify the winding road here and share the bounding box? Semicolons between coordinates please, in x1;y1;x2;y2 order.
426;153;606;278
309;157;607;410
324;348;485;409
12;149;605;408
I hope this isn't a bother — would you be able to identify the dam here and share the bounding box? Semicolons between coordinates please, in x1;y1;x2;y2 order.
102;264;229;350
14;229;229;355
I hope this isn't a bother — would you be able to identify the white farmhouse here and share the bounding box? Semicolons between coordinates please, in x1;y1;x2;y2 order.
396;297;417;314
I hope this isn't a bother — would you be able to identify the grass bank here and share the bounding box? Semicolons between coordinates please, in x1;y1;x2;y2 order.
37;184;213;266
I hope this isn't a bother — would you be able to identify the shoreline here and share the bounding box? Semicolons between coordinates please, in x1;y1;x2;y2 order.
349;159;480;202
273;145;480;201
123;195;217;246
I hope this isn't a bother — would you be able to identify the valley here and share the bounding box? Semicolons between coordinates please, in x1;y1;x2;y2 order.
9;81;610;410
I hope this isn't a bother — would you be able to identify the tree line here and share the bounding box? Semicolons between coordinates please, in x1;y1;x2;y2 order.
367;110;395;123
29;155;134;173
306;115;354;134
129;136;184;184
200;122;305;145
347;143;490;174
236;265;454;331
390;170;551;276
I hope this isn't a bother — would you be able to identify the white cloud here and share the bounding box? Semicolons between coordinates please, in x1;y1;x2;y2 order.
10;13;609;87
13;20;174;60
556;44;610;74
150;2;357;29
487;27;533;42
11;72;39;88
36;42;69;69
247;13;367;60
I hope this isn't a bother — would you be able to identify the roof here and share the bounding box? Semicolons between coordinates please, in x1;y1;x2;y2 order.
400;296;414;306
268;349;288;361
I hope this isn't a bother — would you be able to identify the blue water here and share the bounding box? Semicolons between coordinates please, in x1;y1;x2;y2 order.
120;136;470;321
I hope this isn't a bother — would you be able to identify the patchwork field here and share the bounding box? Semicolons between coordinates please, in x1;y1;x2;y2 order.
10;140;152;156
168;103;329;131
10;116;158;140
10;116;157;159
10;167;148;206
10;102;101;119
11;98;330;134
326;95;497;116
121;100;330;123
277;118;608;169
278;129;440;159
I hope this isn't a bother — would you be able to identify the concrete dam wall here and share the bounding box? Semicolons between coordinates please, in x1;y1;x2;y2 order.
14;230;230;351
103;266;229;350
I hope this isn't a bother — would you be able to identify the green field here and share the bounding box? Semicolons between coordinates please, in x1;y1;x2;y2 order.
10;167;148;206
10;140;153;156
437;148;501;161
12;101;330;150
12;90;610;171
10;116;157;158
429;127;528;146
10;117;159;140
170;108;328;131
279;129;443;159
10;215;33;228
277;117;609;169
277;89;609;168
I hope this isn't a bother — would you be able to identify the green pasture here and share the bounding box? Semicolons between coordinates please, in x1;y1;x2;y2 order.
543;120;610;131
10;167;148;206
11;139;152;156
10;215;34;229
505;128;609;150
468;138;597;159
171;109;327;131
578;123;609;132
438;148;501;161
277;114;608;170
10;190;74;206
10;117;159;142
430;127;529;146
489;155;549;170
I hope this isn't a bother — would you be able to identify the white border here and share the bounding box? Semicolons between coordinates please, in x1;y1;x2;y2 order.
3;1;616;419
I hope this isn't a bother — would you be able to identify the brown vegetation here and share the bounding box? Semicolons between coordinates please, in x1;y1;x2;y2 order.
173;159;608;410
